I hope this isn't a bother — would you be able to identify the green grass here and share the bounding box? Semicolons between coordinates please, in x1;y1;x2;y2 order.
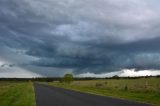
0;81;35;106
47;77;160;106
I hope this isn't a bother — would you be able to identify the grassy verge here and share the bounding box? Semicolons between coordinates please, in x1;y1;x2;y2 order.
0;81;35;106
47;78;160;106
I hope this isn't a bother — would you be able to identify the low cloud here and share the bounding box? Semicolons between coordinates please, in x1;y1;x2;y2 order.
76;69;160;78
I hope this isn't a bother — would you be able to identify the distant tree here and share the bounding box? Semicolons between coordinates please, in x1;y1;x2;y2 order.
62;74;74;83
112;75;120;79
156;75;160;78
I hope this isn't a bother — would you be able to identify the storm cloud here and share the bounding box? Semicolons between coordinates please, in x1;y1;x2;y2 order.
0;0;160;77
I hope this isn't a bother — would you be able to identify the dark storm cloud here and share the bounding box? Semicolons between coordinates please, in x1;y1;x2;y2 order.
0;0;160;77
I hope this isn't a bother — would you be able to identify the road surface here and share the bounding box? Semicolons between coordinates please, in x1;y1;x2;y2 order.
34;83;153;106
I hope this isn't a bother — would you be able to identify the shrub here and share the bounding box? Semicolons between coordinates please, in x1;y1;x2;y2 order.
124;85;128;91
104;82;108;85
95;83;103;87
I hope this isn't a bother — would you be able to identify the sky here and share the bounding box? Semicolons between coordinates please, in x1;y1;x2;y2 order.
0;0;160;78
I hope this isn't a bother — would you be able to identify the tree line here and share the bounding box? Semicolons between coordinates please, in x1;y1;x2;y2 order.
0;74;159;82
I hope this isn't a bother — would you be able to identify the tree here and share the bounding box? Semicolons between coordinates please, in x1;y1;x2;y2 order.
62;74;74;83
112;75;120;79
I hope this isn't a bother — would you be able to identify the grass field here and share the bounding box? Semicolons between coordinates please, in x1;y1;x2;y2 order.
48;77;160;106
0;81;35;106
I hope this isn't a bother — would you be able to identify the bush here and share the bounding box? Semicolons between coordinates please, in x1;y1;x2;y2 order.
124;85;128;91
95;83;103;87
104;82;108;85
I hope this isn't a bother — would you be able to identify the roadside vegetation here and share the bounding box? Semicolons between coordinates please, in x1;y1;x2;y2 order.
48;77;160;106
0;81;35;106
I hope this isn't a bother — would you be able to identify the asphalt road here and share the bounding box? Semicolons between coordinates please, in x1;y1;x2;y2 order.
34;83;153;106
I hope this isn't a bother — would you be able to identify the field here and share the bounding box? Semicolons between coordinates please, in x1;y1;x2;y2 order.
48;77;160;106
0;78;159;106
0;81;35;106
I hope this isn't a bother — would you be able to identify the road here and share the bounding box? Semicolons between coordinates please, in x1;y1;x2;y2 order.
34;83;153;106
